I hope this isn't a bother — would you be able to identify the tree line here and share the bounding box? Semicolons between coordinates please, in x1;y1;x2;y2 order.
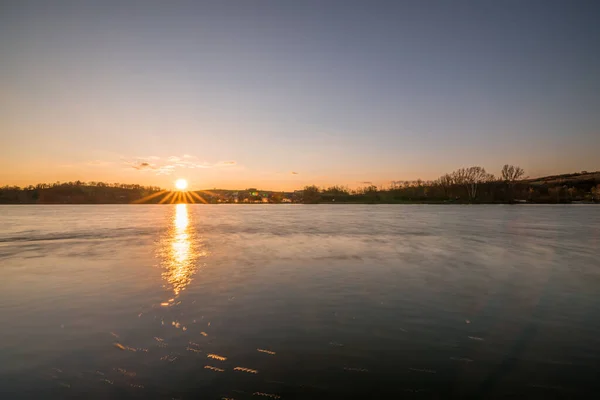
1;167;599;204
0;181;162;204
300;165;600;204
2;181;162;191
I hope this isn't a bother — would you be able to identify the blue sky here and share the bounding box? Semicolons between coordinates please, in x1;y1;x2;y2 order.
1;0;598;190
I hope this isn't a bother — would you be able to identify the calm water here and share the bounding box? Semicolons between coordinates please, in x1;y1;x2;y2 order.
1;205;599;399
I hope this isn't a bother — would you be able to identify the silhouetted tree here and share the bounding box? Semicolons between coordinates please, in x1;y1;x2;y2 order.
451;166;494;201
501;165;525;182
437;174;453;199
501;164;526;201
301;185;321;203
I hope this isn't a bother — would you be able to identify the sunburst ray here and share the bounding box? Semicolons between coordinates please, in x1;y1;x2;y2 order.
183;191;194;204
159;191;176;204
188;191;208;204
132;190;168;204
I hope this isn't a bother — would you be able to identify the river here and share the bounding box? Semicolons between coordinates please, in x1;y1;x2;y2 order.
1;204;599;398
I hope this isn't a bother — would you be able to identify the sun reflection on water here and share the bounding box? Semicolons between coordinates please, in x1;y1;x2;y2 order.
158;204;203;296
175;203;189;229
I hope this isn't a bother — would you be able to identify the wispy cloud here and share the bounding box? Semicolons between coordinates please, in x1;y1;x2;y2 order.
359;181;373;185
156;165;176;175
132;161;157;170
291;171;299;175
124;155;238;175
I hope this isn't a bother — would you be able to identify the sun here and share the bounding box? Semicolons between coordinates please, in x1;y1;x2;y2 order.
174;179;188;191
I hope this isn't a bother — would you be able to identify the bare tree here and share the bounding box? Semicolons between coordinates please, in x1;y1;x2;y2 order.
452;166;492;201
451;168;469;199
501;165;525;182
437;173;453;198
467;166;490;201
451;168;467;184
501;164;526;201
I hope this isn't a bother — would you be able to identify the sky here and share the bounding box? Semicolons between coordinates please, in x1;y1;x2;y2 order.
1;0;599;190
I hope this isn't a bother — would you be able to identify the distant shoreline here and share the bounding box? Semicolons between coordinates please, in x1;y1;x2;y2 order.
2;170;599;205
1;201;597;205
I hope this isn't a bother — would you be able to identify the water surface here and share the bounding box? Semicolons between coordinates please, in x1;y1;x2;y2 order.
1;205;599;398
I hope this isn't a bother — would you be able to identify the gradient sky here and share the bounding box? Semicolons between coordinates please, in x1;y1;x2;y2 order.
1;0;599;190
